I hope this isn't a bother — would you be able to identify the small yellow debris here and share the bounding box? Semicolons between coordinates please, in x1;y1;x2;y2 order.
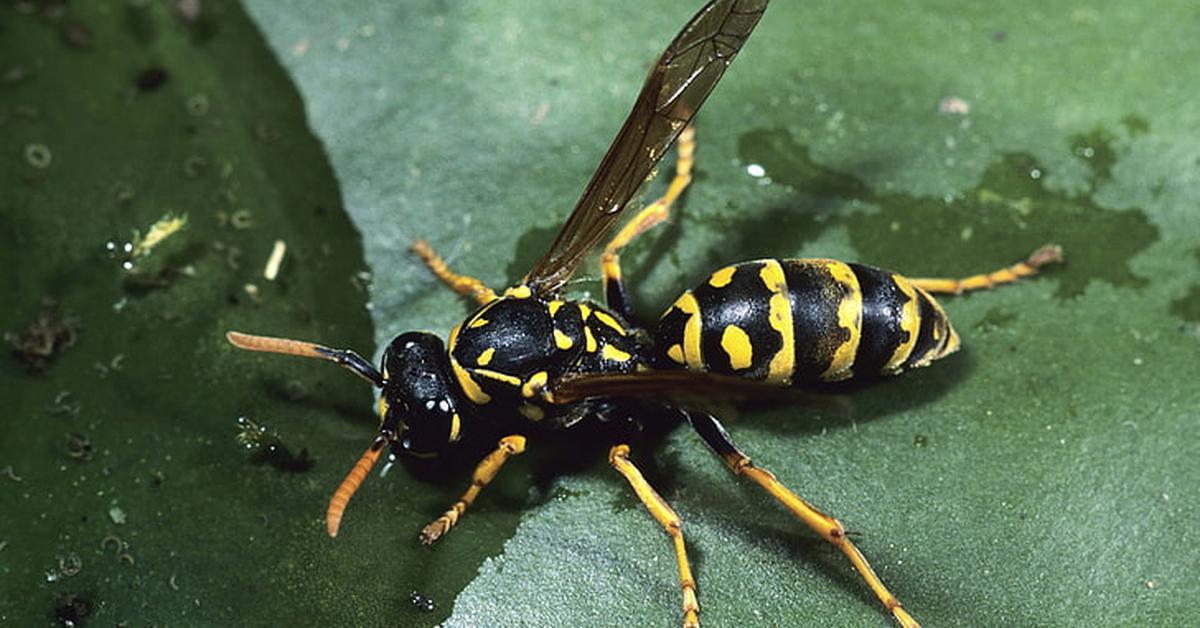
263;239;287;281
131;213;188;259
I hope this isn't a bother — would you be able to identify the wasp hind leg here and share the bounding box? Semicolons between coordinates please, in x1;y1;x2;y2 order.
411;240;498;305
609;444;700;628
685;412;920;628
909;243;1062;295
420;435;525;545
601;126;696;320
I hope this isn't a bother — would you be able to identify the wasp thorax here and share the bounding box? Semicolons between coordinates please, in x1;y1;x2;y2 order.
382;332;465;457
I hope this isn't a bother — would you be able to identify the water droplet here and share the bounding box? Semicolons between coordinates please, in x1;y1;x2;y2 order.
746;163;766;178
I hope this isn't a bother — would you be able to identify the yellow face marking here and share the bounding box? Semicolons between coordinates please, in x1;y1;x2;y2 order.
592;310;627;335
473;368;522;387
476;347;495;366
760;261;795;384
885;274;920;372
666;343;685;364
376;395;389;419
601;344;632;362
671;291;704;370
708;265;736;288
584;326;598;353
468;317;490;329
503;285;532;299
720;325;754;370
519;403;545;422
522;371;549;399
816;260;862;381
450;357;491;404
548;300;565;317
553;329;574;350
448;413;461;442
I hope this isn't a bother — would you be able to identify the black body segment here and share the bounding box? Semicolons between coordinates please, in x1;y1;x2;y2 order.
449;293;646;426
654;258;960;385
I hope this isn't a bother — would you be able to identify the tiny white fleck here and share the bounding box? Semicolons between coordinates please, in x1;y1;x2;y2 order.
746;163;766;178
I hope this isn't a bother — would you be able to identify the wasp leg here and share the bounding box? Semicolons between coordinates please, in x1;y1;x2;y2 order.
225;331;384;387
601;126;696;320
420;435;525;545
411;239;498;305
609;444;700;628
685;411;920;628
909;243;1062;295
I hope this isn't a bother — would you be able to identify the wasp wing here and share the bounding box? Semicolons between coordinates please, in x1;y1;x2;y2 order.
523;0;770;297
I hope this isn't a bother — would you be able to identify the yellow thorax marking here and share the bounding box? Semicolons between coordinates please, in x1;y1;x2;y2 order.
503;285;533;299
592;310;627;335
473;368;522;387
477;347;495;366
450;356;491;405
601;344;633;362
522;371;549;399
553;329;575;350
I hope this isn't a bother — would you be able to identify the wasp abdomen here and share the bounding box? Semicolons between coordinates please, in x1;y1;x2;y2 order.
654;259;959;385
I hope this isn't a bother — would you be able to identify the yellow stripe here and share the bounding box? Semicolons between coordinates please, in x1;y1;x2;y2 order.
473;368;522;387
666;344;685;364
476;347;495;366
592;310;627;335
672;291;704;370
817;260;862;381
720;325;753;370
448;413;461;442
521;371;549;399
760;260;794;384
376;395;389;419
708;265;736;288
451;357;491;404
503;285;532;298
601;344;632;362
579;303;593;320
468;317;489;328
584;326;598;353
885;274;920;372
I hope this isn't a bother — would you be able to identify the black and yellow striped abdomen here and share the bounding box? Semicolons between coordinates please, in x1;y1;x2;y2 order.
654;259;960;385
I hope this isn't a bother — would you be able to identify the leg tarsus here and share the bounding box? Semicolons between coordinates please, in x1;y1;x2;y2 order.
910;242;1063;295
411;239;498;305
685;411;919;628
609;444;700;628
420;435;525;545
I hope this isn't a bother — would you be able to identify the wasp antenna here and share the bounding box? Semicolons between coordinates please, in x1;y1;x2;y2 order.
225;330;384;387
326;437;388;537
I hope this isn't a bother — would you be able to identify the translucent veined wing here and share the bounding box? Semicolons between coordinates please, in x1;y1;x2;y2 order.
523;0;770;297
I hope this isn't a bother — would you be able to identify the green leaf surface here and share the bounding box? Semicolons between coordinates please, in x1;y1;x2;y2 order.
6;1;1199;627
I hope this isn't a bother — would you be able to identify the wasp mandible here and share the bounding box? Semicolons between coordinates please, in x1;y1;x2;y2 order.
227;1;1061;626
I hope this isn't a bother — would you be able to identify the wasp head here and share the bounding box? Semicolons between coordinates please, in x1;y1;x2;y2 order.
380;332;465;459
